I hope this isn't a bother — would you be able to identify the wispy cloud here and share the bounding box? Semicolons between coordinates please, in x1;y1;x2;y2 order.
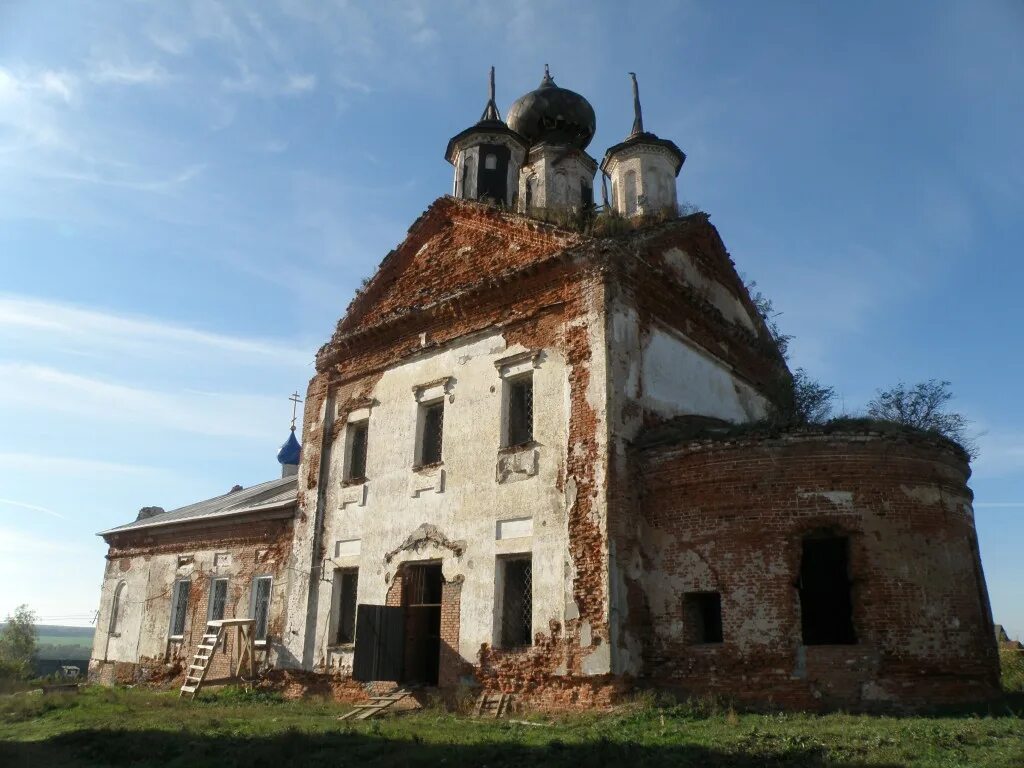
0;363;287;440
0;453;163;477
87;61;170;86
0;294;310;366
0;497;66;520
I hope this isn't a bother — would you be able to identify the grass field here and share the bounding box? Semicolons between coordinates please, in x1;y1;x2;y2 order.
1;686;1022;768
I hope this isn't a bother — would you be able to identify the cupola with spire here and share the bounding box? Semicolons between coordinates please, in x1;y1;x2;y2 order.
276;391;303;478
509;65;598;214
445;67;528;207
600;73;685;217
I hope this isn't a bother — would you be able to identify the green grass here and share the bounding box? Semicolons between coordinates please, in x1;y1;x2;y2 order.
1;686;1022;768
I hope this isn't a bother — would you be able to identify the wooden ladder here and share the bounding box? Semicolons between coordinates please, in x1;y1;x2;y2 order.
179;622;224;699
474;691;510;718
337;688;412;721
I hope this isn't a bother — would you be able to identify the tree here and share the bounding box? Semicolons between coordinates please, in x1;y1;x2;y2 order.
866;379;976;457
768;367;836;427
0;604;37;679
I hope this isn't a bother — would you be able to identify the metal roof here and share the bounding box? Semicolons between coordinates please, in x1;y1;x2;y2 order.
98;475;297;537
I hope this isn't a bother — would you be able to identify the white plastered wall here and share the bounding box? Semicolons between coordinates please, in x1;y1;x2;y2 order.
308;329;586;671
90;543;287;668
518;145;596;212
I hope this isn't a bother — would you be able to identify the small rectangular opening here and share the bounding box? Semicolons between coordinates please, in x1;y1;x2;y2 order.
335;569;359;645
683;591;723;644
498;556;533;648
345;420;369;481
799;535;857;645
505;374;534;447
417;401;444;466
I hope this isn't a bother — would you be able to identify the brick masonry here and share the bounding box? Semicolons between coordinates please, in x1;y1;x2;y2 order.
631;428;1001;710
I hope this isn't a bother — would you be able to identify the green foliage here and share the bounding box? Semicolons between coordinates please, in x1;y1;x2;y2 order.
1002;648;1024;693
0;605;37;680
867;379;977;457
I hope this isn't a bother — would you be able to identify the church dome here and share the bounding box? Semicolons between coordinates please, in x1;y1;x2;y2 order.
507;67;596;150
276;430;301;466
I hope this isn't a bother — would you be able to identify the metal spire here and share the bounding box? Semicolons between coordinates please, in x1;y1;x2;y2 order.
629;72;644;136
288;391;303;432
479;65;501;122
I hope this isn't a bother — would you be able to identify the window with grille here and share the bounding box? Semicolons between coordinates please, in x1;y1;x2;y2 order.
169;579;190;638
208;578;228;622
335;569;359;645
251;576;272;642
418;401;444;466
345;421;369;481
499;557;533;648
505;374;534;447
683;592;723;644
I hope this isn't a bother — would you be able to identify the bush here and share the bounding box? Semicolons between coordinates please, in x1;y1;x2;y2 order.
1001;648;1024;693
867;380;976;457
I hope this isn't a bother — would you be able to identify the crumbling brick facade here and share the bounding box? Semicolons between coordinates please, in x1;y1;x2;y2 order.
633;427;1000;710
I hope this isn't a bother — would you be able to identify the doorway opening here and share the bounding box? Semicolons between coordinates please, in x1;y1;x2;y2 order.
401;562;442;685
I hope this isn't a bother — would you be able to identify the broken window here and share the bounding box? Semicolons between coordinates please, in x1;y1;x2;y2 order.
251;576;272;642
418;401;444;466
505;374;534;447
498;556;533;648
798;535;857;645
109;581;126;634
335;569;359;645
345;420;369;481
683;592;723;644
169;579;190;638
208;578;228;622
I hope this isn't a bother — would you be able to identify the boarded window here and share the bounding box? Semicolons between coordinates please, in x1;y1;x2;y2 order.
683;592;723;644
109;582;126;633
346;421;369;481
169;580;190;637
506;375;534;447
798;535;856;645
208;578;228;622
418;401;444;466
336;569;359;645
499;557;532;648
251;576;272;642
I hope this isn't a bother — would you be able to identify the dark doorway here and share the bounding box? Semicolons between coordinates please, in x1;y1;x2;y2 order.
401;563;442;685
798;535;857;645
351;604;404;682
476;144;510;204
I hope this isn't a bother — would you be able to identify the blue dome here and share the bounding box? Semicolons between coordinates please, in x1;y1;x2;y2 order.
277;430;302;465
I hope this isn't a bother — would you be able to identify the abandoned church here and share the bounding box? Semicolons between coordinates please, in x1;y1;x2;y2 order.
89;68;1001;711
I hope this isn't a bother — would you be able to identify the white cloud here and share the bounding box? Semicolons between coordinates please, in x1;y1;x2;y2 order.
285;73;316;94
0;363;286;440
88;61;169;86
0;294;310;367
0;497;66;520
0;453;162;476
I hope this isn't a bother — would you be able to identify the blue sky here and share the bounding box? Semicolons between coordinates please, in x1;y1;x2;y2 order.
1;1;1021;637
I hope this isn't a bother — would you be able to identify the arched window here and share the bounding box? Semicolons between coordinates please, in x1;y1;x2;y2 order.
109;581;126;634
624;170;638;215
484;153;497;170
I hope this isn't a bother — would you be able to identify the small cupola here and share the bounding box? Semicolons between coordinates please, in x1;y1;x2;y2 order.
277;429;301;478
445;67;528;207
601;73;685;217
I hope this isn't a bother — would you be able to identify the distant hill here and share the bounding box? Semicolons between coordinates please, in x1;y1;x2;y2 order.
0;624;96;663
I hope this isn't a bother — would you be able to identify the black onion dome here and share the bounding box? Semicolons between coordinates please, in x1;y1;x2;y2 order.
506;67;596;150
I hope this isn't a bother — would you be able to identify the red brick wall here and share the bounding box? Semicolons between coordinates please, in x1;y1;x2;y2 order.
634;430;1000;710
